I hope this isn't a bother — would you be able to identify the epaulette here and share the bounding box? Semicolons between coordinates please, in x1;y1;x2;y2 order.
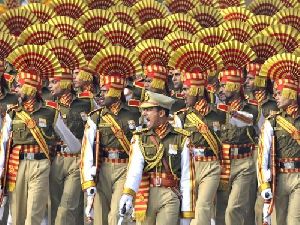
45;100;59;110
133;79;145;89
88;107;104;116
217;103;229;112
6;104;18;112
78;91;94;99
174;128;191;136
133;128;149;135
128;99;141;107
247;99;258;106
266;110;280;119
174;108;188;115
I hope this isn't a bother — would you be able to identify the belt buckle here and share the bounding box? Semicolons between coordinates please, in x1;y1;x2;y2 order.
61;145;70;153
155;177;162;187
193;148;205;157
285;162;295;169
231;147;239;156
25;153;35;160
108;152;119;159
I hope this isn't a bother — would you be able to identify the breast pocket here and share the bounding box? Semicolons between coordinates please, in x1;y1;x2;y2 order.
12;123;26;139
143;145;157;158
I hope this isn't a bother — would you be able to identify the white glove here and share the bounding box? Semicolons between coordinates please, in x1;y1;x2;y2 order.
180;218;191;225
119;194;133;216
85;187;96;222
261;188;272;200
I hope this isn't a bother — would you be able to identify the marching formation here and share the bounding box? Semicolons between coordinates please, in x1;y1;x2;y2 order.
0;0;300;225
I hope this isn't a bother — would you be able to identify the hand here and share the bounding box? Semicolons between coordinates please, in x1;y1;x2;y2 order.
261;188;272;200
85;187;96;222
180;218;191;225
119;194;133;216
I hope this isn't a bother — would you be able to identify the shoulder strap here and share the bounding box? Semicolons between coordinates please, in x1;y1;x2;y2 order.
187;112;219;158
15;111;50;160
276;115;300;145
102;114;131;154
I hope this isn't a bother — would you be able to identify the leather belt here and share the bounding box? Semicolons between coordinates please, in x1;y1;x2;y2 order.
278;161;300;169
102;151;128;159
193;148;215;157
230;146;252;156
149;173;178;188
20;152;47;160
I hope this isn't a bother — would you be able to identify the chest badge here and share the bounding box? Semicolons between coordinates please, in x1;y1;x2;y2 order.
169;144;178;155
213;121;220;131
128;120;136;130
38;118;47;128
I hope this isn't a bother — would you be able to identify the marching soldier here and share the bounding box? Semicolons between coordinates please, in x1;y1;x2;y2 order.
0;45;81;225
80;46;141;225
257;53;300;225
170;42;224;225
119;91;194;225
245;36;283;225
45;39;91;225
215;40;258;225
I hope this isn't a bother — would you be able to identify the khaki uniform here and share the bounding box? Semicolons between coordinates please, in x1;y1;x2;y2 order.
81;103;140;225
123;125;194;225
215;101;258;225
0;100;80;225
258;111;300;225
170;91;185;113
50;93;94;225
174;106;225;225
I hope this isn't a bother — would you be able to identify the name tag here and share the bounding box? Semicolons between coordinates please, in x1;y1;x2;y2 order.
99;123;111;127
38;118;47;128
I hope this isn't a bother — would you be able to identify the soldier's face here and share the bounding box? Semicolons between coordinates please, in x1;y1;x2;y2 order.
15;82;26;100
182;85;197;107
48;78;63;97
144;77;152;90
245;75;255;92
274;89;293;109
170;69;182;90
142;107;164;129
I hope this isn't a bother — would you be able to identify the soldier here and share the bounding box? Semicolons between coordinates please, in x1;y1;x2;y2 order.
257;53;300;225
214;40;258;225
170;42;224;225
80;46;141;225
45;39;92;225
0;45;81;225
244;36;283;225
119;91;194;225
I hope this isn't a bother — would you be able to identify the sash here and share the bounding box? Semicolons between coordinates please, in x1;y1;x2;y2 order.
15;111;50;160
276;115;300;145
186;112;219;157
102;114;131;155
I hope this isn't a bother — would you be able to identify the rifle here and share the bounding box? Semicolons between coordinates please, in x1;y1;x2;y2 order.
0;131;12;205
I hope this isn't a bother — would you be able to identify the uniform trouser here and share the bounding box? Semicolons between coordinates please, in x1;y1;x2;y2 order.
49;156;82;225
254;194;264;225
140;187;180;225
273;173;300;225
191;161;221;225
94;161;127;225
216;157;256;225
9;159;50;225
